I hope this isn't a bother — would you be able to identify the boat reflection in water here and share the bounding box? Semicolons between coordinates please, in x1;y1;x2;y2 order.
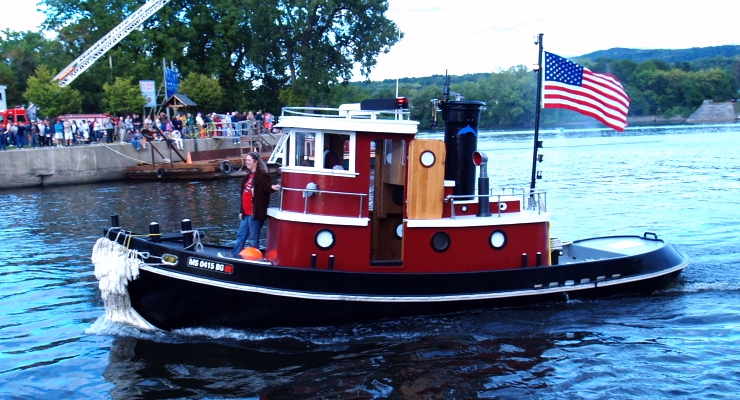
101;312;565;399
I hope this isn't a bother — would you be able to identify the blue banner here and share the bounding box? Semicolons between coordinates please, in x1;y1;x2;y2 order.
165;68;179;99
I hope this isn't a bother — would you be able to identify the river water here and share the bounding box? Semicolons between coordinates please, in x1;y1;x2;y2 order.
1;124;739;399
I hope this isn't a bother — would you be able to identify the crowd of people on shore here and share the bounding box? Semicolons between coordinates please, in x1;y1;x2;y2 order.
0;109;278;151
0;115;115;150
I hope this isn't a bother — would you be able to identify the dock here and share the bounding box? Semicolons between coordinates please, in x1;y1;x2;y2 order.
0;134;280;190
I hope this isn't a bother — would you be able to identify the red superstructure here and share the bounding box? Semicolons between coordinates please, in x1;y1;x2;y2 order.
264;98;551;273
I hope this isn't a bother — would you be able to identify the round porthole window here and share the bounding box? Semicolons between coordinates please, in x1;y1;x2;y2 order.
431;232;451;252
420;150;436;167
315;229;335;250
499;202;507;211
490;230;507;250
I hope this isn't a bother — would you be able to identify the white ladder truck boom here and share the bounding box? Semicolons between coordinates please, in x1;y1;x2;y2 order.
53;0;171;87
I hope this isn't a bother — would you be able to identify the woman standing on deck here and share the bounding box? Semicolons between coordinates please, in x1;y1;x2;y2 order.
223;152;280;258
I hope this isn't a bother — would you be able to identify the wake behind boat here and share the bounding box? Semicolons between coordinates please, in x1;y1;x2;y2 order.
92;88;688;331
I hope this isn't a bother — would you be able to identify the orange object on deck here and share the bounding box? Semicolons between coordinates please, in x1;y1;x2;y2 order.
239;247;262;261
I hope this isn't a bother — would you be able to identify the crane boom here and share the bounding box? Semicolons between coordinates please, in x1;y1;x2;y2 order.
53;0;171;87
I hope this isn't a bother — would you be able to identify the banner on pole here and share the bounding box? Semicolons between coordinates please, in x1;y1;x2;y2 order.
165;68;179;99
139;80;156;108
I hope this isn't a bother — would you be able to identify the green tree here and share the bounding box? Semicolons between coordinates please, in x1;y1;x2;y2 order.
481;66;537;127
24;65;83;118
273;0;400;105
0;63;19;106
0;30;64;106
42;0;161;112
178;72;224;112
41;0;399;112
102;77;146;115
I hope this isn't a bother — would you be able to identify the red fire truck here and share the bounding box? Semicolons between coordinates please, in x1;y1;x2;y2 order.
0;106;29;128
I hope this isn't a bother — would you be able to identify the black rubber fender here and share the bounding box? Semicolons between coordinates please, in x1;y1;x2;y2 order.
157;168;166;178
221;160;233;174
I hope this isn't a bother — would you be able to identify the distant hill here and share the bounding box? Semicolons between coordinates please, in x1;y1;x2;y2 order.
578;45;740;63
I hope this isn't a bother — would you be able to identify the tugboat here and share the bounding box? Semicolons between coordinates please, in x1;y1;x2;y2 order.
92;88;688;331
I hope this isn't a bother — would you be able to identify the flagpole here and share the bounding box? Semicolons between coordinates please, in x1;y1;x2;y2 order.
529;33;544;203
395;30;401;98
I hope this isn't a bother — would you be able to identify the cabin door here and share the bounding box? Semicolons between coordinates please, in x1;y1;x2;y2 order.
370;139;405;264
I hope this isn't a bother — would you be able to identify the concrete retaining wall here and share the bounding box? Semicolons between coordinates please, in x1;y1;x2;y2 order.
0;138;248;190
686;100;738;124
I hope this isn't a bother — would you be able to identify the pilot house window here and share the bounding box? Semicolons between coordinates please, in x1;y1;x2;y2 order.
287;130;353;172
293;131;316;167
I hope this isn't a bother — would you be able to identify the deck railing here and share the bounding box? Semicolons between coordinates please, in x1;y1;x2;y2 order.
279;187;367;218
281;106;411;121
444;188;547;219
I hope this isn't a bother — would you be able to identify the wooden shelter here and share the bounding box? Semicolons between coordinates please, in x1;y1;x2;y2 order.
165;93;197;111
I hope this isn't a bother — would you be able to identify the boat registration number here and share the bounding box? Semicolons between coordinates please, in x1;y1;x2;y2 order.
187;257;234;274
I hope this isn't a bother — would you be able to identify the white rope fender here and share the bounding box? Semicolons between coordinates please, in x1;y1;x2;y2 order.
91;236;157;330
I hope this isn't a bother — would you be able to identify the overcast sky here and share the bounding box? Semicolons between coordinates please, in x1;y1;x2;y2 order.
4;0;738;81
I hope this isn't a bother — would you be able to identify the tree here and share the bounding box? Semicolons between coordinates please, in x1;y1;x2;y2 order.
102;77;146;115
178;72;224;112
273;0;400;105
40;0;400;112
0;63;19;105
0;30;64;106
41;0;162;112
24;65;82;118
477;66;536;127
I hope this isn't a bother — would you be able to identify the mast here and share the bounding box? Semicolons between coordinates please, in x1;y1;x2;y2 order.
529;33;545;202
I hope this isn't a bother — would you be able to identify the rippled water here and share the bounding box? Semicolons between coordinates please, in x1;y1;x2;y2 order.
1;124;739;399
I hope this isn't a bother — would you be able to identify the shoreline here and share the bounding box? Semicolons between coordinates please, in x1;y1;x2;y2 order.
2;119;737;190
0;138;249;190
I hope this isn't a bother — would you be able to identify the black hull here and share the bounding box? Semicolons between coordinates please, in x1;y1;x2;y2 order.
129;267;683;330
110;233;688;330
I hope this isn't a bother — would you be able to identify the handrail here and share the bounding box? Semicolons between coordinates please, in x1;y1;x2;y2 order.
444;188;547;219
280;187;367;218
281;106;411;121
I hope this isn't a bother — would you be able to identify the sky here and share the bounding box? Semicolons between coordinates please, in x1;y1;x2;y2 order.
4;0;739;82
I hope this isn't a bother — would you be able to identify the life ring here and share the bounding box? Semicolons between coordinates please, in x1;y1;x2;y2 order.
157;168;166;178
221;160;233;174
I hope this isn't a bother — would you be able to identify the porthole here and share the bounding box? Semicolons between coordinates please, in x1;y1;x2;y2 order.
499;202;507;211
431;232;451;252
395;224;403;238
420;150;436;167
315;229;335;250
490;230;507;250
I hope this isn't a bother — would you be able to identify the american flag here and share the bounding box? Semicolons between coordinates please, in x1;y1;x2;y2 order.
543;52;630;132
